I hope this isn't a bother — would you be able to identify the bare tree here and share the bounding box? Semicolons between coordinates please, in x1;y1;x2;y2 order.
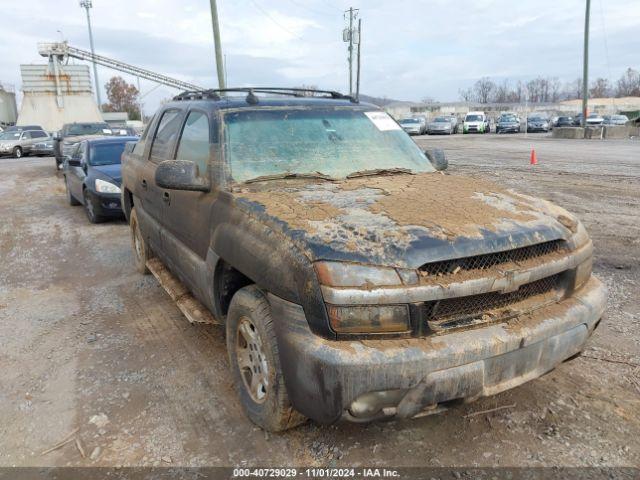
473;77;496;103
458;87;474;102
493;80;512;103
589;78;611;98
615;68;640;97
549;77;561;102
562;78;583;100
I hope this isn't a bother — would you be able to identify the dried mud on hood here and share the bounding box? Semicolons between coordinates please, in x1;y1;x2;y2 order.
235;173;573;267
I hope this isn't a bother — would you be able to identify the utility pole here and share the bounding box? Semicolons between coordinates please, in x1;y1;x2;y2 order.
343;7;359;96
80;0;102;109
582;0;591;127
355;18;362;101
209;0;226;90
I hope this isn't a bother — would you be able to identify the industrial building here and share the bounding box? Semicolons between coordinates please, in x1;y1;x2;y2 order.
0;83;18;128
16;46;103;132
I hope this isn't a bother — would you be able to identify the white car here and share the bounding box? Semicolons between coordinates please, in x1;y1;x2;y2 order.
586;113;604;126
463;111;489;134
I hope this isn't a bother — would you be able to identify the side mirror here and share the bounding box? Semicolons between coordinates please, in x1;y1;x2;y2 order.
67;157;82;167
155;160;210;192
424;148;448;171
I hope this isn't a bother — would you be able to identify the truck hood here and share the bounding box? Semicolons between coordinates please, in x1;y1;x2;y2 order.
235;173;576;269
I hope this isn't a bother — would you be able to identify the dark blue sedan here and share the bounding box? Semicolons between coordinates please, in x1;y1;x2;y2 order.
63;136;138;223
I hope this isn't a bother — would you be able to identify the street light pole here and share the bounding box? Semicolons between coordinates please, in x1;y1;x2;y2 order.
582;0;591;128
80;0;102;110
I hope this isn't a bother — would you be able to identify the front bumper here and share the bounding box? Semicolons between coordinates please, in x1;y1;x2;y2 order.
92;191;123;216
497;125;519;133
32;148;54;156
271;276;606;424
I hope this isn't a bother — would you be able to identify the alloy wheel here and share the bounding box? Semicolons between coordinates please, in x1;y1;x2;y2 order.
236;317;269;403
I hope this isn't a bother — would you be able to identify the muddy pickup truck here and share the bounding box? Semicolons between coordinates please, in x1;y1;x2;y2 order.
120;87;606;432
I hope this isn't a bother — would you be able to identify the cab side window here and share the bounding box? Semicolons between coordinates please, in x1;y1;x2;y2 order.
176;111;210;176
150;109;182;161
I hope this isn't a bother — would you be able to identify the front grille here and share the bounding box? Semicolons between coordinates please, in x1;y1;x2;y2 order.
419;240;567;278
424;273;564;332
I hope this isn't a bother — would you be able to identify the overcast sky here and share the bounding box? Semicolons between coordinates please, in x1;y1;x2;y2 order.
1;0;638;113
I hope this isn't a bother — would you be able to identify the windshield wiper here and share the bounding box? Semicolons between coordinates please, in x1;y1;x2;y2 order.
346;167;414;179
244;171;336;184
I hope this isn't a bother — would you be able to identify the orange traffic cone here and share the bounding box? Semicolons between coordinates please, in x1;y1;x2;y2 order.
530;148;537;165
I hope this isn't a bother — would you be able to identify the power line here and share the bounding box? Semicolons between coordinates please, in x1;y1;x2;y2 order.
284;0;335;17
248;0;307;40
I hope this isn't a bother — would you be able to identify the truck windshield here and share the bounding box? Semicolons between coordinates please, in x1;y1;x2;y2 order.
224;108;434;182
465;115;482;122
66;124;111;136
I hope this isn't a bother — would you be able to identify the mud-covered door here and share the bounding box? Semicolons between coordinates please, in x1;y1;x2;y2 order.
160;109;217;299
140;108;185;256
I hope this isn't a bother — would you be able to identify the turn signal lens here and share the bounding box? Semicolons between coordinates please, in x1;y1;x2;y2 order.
327;304;410;334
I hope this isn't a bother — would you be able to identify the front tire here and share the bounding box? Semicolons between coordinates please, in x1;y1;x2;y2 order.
65;177;80;206
226;286;305;432
129;208;151;274
83;189;104;224
13;147;22;158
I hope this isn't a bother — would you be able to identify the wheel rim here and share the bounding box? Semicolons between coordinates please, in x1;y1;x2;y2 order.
133;221;144;261
236;317;269;403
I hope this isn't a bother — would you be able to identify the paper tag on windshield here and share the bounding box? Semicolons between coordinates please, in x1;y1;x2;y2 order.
365;111;401;131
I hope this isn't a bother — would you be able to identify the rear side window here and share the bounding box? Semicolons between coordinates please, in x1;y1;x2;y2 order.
176;111;210;175
150;109;182;160
31;131;48;138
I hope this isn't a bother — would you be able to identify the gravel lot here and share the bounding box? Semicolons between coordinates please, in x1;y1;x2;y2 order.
0;134;638;469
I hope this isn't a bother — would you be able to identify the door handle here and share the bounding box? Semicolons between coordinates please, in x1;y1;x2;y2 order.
141;179;147;190
162;191;171;204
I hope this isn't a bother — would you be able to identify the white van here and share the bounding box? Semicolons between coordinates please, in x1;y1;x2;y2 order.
463;111;489;134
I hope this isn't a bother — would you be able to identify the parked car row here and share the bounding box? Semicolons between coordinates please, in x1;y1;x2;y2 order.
0;122;141;160
555;113;630;127
396;111;632;136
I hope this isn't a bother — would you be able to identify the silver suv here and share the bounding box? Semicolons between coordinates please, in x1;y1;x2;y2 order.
0;129;50;158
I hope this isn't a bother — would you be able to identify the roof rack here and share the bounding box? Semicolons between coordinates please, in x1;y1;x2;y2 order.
172;87;357;103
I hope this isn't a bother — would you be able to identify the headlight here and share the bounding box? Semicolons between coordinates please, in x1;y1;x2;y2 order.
315;261;408;287
95;178;121;194
327;304;411;334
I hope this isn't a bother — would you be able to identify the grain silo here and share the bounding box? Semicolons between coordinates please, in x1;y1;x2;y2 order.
0;83;18;128
17;50;102;132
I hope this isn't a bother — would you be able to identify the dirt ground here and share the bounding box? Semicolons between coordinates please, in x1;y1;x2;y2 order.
0;134;638;469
